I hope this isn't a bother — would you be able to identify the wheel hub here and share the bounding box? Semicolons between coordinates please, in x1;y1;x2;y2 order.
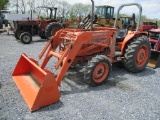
23;35;30;42
94;65;104;78
136;45;148;67
137;48;145;62
93;62;109;83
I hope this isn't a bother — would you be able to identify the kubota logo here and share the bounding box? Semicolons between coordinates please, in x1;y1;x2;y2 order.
92;32;108;36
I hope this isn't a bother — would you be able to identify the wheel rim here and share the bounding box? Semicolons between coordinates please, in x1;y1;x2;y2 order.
92;62;109;83
51;27;60;36
136;45;148;67
23;35;30;42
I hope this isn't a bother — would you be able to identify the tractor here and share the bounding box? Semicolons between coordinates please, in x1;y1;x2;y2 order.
12;1;151;111
0;10;10;29
140;20;158;31
78;5;123;29
119;13;136;30
13;6;63;44
95;5;123;28
147;28;160;68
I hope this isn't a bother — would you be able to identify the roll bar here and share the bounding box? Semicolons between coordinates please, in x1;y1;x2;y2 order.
37;6;57;19
114;3;142;31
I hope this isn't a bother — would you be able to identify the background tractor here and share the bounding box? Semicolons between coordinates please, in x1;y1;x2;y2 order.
79;5;158;32
147;28;160;68
12;1;151;111
95;5;122;28
140;20;158;31
119;13;136;30
0;10;10;29
78;5;137;30
78;5;123;29
13;6;63;44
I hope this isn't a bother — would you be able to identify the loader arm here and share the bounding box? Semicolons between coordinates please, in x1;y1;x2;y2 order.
55;39;83;85
39;43;83;85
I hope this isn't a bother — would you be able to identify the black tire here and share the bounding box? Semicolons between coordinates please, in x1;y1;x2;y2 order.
124;35;151;72
20;32;32;44
39;35;46;39
38;30;46;39
45;22;63;39
84;55;112;86
14;31;22;40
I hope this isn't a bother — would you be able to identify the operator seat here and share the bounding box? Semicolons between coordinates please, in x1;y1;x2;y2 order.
116;29;128;42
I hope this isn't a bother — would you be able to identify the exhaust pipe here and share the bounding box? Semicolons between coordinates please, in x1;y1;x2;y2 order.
30;10;32;20
90;0;94;31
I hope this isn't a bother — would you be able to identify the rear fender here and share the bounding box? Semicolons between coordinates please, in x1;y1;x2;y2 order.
121;31;147;54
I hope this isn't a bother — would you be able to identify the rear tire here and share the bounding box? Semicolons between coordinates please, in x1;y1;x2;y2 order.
45;22;63;39
124;35;151;72
84;55;111;86
20;32;32;44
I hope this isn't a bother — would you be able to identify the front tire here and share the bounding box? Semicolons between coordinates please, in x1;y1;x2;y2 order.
124;35;151;72
20;32;32;44
14;31;22;40
84;55;111;86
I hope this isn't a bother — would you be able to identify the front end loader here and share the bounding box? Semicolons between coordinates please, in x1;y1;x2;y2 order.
12;1;151;111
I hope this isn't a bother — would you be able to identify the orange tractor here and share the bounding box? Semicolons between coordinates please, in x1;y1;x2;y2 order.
12;1;151;111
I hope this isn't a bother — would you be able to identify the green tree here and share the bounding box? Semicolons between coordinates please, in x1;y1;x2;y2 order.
71;3;91;19
0;0;9;9
56;1;71;19
140;15;147;23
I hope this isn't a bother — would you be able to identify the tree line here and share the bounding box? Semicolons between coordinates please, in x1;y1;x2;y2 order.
1;0;160;26
8;0;91;20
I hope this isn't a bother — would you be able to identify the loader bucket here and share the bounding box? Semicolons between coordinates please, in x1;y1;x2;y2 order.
147;51;160;68
12;54;60;111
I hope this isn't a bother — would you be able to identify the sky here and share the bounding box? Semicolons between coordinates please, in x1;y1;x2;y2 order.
64;0;160;19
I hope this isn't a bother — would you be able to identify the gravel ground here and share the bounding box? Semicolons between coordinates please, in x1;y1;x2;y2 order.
0;33;160;120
